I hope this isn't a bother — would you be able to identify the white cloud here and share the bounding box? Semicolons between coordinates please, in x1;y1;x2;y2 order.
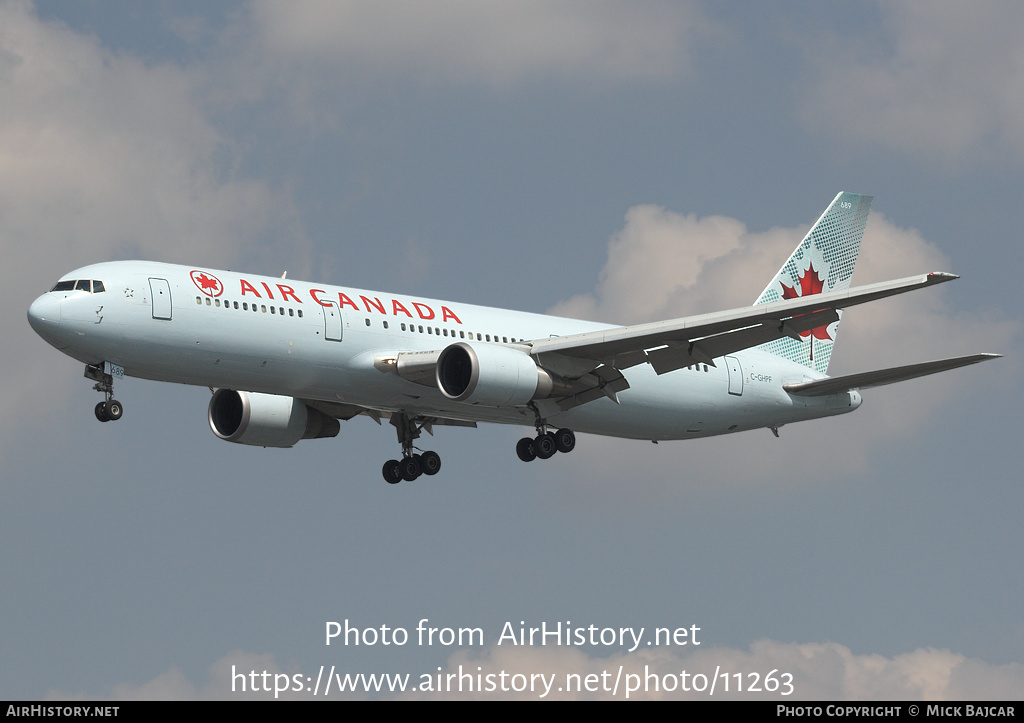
801;1;1024;160
250;0;714;87
46;641;1024;700
411;639;1024;700
0;1;306;451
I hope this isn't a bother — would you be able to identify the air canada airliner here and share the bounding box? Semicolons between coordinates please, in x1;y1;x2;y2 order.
28;193;999;484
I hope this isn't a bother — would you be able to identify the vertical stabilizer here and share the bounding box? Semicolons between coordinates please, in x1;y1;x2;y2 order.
754;192;872;374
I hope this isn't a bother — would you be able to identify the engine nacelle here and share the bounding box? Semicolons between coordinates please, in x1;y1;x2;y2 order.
208;389;340;447
435;342;571;407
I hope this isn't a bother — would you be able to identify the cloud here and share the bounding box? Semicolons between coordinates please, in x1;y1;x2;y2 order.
249;0;715;87
0;1;306;451
544;201;1015;496
412;640;1024;700
45;641;1024;700
801;1;1024;160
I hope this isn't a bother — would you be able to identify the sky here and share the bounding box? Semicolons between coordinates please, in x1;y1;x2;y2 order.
1;0;1021;700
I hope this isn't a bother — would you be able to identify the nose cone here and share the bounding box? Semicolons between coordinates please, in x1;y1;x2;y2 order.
28;294;62;343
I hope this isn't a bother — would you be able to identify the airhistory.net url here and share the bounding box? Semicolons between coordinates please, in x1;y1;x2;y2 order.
231;664;796;699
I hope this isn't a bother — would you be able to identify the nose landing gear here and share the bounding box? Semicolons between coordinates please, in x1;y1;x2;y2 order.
85;363;124;423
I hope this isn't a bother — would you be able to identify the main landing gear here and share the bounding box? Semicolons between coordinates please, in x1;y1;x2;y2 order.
382;413;442;485
85;363;124;423
516;405;576;462
516;427;576;462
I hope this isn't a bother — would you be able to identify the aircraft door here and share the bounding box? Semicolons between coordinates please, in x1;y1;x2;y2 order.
323;302;343;341
725;355;743;396
149;278;172;320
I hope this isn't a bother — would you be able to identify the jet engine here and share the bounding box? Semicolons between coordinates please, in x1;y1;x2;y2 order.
208;389;340;447
435;342;572;407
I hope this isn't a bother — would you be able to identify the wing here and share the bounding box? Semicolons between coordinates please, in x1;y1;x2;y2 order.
528;272;957;374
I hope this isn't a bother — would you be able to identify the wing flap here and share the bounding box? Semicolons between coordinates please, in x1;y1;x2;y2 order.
783;354;1001;397
645;308;841;375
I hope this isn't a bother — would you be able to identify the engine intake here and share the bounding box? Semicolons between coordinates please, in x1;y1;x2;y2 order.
435;342;571;407
208;390;340;447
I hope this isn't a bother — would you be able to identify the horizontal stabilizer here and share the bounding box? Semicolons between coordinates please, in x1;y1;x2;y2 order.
783;354;1001;397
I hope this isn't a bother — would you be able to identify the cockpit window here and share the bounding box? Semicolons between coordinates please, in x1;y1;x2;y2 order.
51;279;106;293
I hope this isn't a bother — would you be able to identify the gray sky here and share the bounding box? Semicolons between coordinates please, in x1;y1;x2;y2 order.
2;0;1021;700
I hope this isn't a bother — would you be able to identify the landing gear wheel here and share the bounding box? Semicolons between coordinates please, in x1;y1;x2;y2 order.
95;402;110;422
382;459;402;484
419;451;441;476
516;437;536;462
554;428;575;454
104;399;123;421
399;456;422;482
534;432;557;459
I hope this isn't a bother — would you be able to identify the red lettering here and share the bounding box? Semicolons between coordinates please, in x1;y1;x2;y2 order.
277;284;301;303
260;282;275;300
412;302;435;320
360;296;386;314
392;300;412;318
441;306;462;324
310;289;330;306
240;279;261;297
337;293;360;311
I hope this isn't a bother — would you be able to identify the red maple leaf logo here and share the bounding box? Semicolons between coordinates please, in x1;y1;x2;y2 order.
197;274;218;290
780;262;832;341
190;270;223;297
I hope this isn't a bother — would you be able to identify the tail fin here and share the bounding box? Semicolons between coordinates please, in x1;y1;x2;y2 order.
754;192;872;375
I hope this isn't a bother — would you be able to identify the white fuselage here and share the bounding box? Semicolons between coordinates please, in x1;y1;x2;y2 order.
28;261;861;441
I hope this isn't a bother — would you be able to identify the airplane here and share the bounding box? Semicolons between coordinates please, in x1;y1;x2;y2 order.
27;192;999;484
